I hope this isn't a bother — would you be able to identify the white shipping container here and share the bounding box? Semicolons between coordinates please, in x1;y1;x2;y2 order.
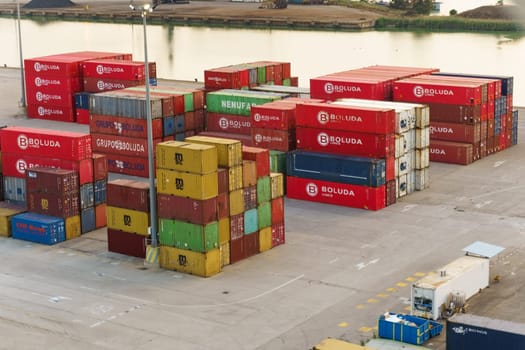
395;134;405;158
415;127;430;149
396;173;408;198
413;148;429;169
411;255;489;320
415;167;429;190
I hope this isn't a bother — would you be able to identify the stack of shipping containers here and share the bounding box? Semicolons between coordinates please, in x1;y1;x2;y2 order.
89;84;205;177
24;51;131;123
156;140;221;277
203;89;288;145
106;179;151;258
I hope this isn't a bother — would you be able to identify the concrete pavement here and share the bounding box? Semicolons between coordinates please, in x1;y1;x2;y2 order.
1;67;525;350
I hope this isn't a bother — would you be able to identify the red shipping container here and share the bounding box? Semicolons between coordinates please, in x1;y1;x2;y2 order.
194;109;205;130
251;128;295;152
230;236;245;264
184;111;196;131
487;118;495;138
107;229;146;259
0;126;91;161
204;68;241;89
206;113;252;135
271;222;285;247
296;127;394;158
430;121;481;143
251;101;297;130
26;88;75;108
90;114;164;139
271;197;284;225
25;74;82;95
295;103;396;135
26;167;79;194
82;59;146;80
157;194;218;225
385;179;397;206
91;133;161;158
107;152;152;178
393;78;482;105
230;213;244;241
83;77;143;93
24;56;82;77
286;176;386;211
426;103;481;125
310;76;386;101
107;179;149;212
385;156;395;182
244;232;259;258
27;192;79;218
26;103;75;123
76;109;90;125
216;192;229;220
92;153;108;181
473;142;481;161
218;168;229;194
1;152;93;185
242;146;270;178
429;140;474;165
94;203;107;228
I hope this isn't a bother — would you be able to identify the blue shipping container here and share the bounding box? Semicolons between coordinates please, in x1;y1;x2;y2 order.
11;212;65;245
174;114;185;133
378;313;432;345
244;208;258;234
163;115;175;137
80;183;95;210
432;72;514;96
287;150;386;187
75;92;91;109
447;313;525;350
94;179;107;205
81;207;96;234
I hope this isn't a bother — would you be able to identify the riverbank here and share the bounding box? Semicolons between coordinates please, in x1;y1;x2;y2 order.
0;0;523;32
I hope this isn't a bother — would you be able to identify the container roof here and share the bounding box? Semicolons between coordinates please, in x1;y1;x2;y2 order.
462;241;505;258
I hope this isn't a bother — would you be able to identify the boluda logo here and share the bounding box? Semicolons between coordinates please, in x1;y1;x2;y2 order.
17;134;62;150
96;139;145;153
430;126;453;134
322;185;355;197
430;148;446;155
413;85;454;98
219;117;229;129
317;111;329;125
97;81;125;91
306;183;318;197
253;113;261;122
317;132;363;147
96;65;125;75
96;65;105;75
16;159;28;174
324;82;362;95
33;62;59;73
254;134;263;143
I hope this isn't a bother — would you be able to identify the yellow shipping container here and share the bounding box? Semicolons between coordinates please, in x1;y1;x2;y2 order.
159;245;221;277
156;141;218;174
157;168;218;200
313;338;372;350
242;160;257;187
0;207;26;237
229;189;244;216
218;217;230;244
228;165;243;192
65;215;81;240
220;242;230;267
259;226;272;253
185;135;242;168
270;172;284;199
107;206;150;236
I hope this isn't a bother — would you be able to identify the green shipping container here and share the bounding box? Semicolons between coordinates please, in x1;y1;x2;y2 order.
257;202;272;229
270;150;287;173
159;218;176;247
257;176;271;204
205;89;287;116
160;218;219;253
257;66;266;84
282;78;291;86
244;208;258;234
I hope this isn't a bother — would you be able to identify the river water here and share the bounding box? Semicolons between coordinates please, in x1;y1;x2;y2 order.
1;4;524;105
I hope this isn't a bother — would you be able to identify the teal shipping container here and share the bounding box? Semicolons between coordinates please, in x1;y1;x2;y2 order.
244;208;258;234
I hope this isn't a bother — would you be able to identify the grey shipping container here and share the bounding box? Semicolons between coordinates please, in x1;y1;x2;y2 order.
3;176;26;204
94;180;107;205
80;183;95;210
447;313;525;350
81;206;96;234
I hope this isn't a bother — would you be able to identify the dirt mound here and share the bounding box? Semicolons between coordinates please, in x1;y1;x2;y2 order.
23;0;76;9
458;5;516;20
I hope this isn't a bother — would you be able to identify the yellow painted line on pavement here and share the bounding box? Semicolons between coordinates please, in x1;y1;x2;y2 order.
376;293;388;298
396;282;407;287
367;298;379;304
356;304;367;309
386;287;397;293
359;326;373;333
405;277;416;282
338;322;349;328
414;272;426;277
405;306;412;311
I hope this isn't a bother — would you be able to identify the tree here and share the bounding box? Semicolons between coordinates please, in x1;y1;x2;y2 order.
390;0;408;10
411;0;433;15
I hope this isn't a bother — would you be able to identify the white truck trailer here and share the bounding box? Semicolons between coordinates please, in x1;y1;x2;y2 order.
410;255;489;320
